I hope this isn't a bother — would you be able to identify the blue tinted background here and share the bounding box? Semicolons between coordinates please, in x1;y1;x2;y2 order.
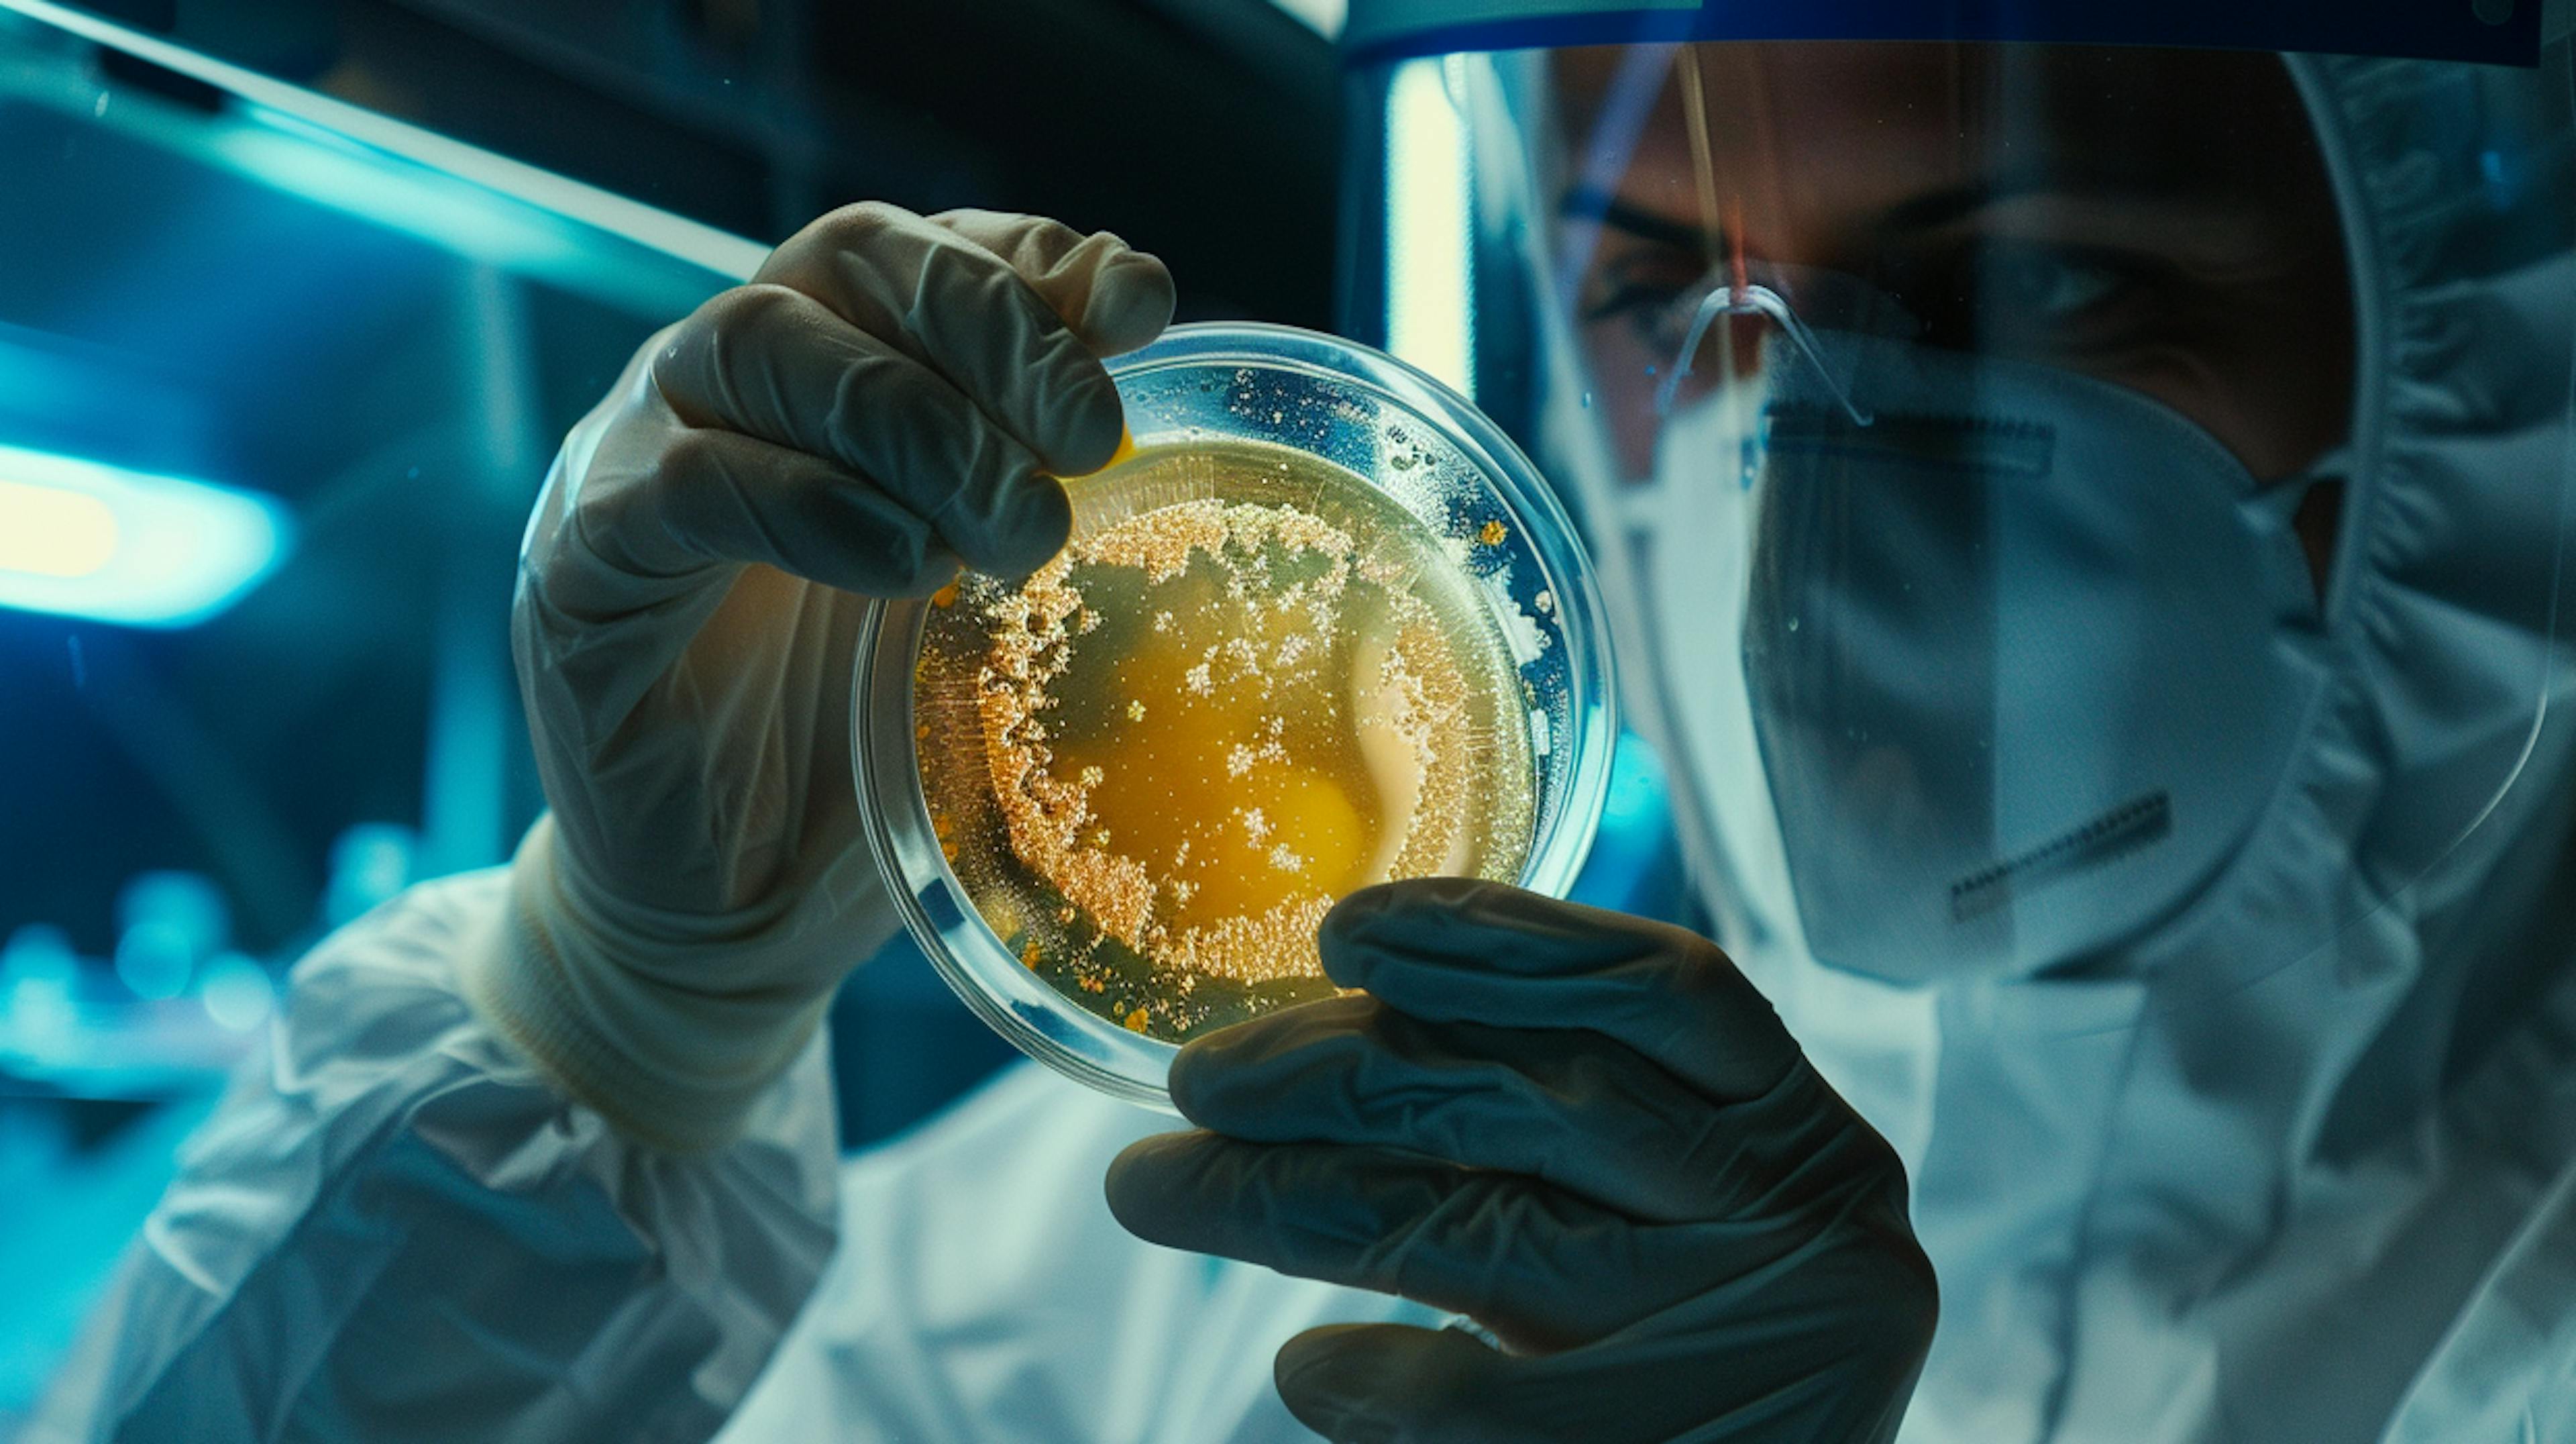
0;10;1688;1423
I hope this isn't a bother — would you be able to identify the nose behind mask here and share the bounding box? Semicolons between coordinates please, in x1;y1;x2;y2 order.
1642;330;2333;984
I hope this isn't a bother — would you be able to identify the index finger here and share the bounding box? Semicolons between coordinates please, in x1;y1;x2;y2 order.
755;204;1175;476
1318;878;1801;1103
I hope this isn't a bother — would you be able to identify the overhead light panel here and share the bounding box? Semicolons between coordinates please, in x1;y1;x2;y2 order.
1384;56;1474;398
0;0;765;300
0;443;290;627
1269;0;1347;38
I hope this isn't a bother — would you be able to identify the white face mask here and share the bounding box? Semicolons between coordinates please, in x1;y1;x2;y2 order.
1620;328;2334;984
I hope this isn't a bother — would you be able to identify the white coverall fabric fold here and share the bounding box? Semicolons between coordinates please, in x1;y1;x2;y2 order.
28;872;1434;1444
26;872;843;1443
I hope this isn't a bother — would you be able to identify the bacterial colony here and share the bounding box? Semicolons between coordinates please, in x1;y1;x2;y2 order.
912;440;1536;1042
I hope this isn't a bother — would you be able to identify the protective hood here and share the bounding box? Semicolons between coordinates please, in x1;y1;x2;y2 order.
1346;19;2576;1438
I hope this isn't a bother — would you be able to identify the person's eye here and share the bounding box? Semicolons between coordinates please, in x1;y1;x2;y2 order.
1584;276;1703;350
1980;246;2135;320
1582;252;1709;346
1582;278;1689;327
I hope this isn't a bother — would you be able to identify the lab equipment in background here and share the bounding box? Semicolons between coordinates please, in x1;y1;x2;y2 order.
3;888;268;1097
111;871;228;1002
321;822;418;927
0;443;290;629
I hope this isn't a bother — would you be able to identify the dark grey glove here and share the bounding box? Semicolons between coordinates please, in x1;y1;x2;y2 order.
1107;878;1936;1443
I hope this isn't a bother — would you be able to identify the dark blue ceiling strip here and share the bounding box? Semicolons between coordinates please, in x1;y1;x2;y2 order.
1343;1;2543;68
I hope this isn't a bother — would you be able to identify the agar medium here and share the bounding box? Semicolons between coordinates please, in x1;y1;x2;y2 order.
854;323;1613;1106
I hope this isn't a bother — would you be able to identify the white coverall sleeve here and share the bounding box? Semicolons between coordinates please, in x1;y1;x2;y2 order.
24;868;844;1444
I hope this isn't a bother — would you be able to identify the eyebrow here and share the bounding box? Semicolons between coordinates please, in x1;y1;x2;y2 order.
1559;184;1714;256
1874;169;2072;236
1561;167;2090;254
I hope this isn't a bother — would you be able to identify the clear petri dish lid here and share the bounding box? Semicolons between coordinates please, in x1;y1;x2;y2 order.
853;321;1617;1107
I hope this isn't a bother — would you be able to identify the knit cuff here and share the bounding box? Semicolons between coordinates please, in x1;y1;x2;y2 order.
461;816;888;1154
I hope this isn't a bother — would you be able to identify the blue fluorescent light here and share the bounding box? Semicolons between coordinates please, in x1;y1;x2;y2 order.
1383;56;1474;398
1269;0;1347;38
0;443;289;627
0;0;765;287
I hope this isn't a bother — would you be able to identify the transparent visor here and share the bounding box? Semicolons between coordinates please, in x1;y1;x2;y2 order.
1345;38;2576;985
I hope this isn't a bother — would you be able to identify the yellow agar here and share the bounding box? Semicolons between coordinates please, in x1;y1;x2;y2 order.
914;439;1535;1041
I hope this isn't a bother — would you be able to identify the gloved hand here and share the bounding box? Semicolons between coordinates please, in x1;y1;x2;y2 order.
1106;879;1937;1443
464;204;1175;1153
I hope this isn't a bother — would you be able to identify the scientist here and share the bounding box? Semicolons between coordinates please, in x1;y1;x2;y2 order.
32;5;2576;1441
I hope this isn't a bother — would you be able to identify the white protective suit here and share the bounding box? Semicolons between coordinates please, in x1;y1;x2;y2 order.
27;869;1442;1443
1700;52;2576;1444
28;34;2576;1444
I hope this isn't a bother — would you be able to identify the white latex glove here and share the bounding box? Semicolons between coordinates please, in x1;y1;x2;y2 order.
465;204;1176;1153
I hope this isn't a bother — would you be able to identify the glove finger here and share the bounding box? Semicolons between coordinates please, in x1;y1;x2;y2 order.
1107;1131;1702;1351
1274;1325;1531;1444
559;421;957;598
755;202;1171;477
1168;994;1763;1223
649;284;1070;574
1320;879;1801;1105
929;209;1176;356
1279;1300;1930;1444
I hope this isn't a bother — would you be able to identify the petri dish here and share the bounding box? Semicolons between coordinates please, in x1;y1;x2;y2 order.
853;322;1615;1107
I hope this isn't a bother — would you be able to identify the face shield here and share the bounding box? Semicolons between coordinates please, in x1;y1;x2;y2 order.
1341;5;2576;987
